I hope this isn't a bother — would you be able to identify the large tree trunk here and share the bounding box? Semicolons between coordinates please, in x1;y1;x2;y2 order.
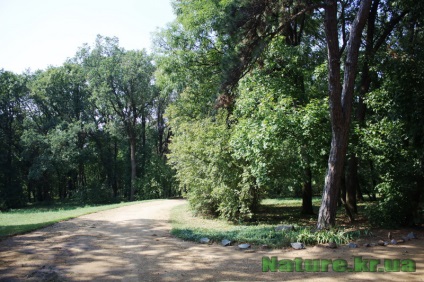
317;0;372;229
318;130;350;227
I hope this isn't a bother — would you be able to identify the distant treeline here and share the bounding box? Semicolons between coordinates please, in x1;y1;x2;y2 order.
0;35;176;208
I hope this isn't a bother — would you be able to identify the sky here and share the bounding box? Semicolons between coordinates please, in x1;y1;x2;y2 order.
0;0;176;73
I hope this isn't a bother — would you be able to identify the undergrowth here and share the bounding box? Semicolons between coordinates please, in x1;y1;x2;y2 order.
171;202;371;248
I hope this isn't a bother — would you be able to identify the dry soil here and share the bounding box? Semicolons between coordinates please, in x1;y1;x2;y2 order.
0;199;423;281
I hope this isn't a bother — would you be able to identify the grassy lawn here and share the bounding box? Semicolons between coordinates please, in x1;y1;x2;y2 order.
170;198;371;248
0;200;149;238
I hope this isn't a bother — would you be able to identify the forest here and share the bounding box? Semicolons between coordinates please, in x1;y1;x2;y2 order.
1;0;423;230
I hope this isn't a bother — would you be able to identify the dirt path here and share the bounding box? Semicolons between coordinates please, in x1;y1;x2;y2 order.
0;199;423;281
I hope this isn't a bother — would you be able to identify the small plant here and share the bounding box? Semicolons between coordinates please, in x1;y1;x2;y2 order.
294;228;357;245
171;202;365;248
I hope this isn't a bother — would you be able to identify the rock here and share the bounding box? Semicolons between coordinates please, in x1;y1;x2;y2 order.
402;236;410;242
370;243;376;247
327;242;337;249
291;242;305;250
407;232;417;240
363;243;371;247
377;240;385;246
348;242;358;248
238;243;251;249
397;239;405;244
275;225;295;232
221;239;231;246
391;239;397;245
261;244;269;249
200;238;210;244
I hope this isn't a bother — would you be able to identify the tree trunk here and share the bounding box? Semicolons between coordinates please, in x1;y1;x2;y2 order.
301;166;314;215
346;156;358;213
157;99;165;156
340;171;346;208
318;131;350;227
141;113;146;177
346;0;407;206
113;139;118;198
129;135;136;201
345;1;375;209
300;147;314;215
317;0;372;229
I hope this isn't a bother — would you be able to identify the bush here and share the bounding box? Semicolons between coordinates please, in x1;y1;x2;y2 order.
364;181;415;228
168;112;259;221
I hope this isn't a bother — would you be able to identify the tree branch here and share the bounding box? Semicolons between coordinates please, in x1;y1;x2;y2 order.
373;10;409;53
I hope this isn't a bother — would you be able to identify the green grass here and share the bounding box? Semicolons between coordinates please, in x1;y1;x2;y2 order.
251;197;322;225
170;198;370;248
0;200;150;238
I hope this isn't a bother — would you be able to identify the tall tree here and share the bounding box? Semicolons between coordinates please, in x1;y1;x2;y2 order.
316;0;372;228
24;64;91;201
345;0;411;217
0;70;27;208
164;0;372;227
81;36;155;201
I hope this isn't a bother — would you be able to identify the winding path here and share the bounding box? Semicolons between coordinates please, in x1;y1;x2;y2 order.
0;199;423;281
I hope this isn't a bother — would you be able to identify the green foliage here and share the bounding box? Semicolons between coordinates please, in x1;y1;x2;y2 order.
295;228;366;245
1;0;423;231
158;3;330;220
232;69;330;197
1;36;178;208
171;226;360;247
359;18;424;226
168;111;249;219
365;184;410;228
0;70;28;209
171;203;363;247
136;153;177;200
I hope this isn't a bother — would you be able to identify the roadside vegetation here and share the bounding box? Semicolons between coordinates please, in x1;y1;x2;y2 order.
0;200;149;238
171;198;372;248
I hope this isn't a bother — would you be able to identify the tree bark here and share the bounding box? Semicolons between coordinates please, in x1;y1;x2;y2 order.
129;135;137;201
346;156;358;213
113;138;118;198
300;146;314;215
317;0;372;229
141;113;147;177
301;165;314;215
